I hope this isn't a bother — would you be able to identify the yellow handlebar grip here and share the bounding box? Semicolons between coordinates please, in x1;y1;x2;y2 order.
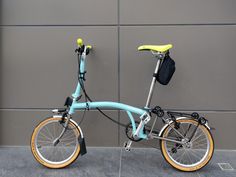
77;38;83;47
86;45;92;49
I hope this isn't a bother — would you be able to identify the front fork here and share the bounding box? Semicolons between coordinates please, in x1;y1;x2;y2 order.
52;110;87;155
52;113;71;146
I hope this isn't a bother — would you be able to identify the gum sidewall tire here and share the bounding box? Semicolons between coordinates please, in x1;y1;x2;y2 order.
30;117;81;169
160;119;214;172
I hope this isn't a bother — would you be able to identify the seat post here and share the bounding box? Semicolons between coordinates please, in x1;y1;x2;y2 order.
145;54;163;108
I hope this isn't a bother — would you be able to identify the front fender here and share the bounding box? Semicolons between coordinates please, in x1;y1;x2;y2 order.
158;117;211;137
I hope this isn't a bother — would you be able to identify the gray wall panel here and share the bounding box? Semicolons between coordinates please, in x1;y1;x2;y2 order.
0;110;49;146
206;112;236;149
1;0;117;25
120;26;236;110
120;0;236;24
0;110;119;146
0;27;118;108
1;0;236;149
78;111;119;146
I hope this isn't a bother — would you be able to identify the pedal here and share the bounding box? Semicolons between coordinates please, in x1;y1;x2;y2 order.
123;140;132;152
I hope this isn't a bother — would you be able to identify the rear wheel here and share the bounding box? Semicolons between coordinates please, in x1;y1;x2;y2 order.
160;119;214;171
31;117;81;168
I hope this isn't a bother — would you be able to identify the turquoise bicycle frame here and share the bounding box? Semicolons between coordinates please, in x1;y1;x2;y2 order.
69;51;149;139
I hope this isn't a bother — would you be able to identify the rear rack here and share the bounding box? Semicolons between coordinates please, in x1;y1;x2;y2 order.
167;111;207;125
167;111;199;119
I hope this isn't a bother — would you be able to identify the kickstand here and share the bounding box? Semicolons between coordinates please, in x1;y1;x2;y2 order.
123;140;133;151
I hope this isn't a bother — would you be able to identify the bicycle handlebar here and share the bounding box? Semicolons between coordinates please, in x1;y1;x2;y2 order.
77;38;92;50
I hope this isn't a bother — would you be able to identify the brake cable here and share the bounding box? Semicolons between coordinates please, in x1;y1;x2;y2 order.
77;52;127;127
78;78;127;127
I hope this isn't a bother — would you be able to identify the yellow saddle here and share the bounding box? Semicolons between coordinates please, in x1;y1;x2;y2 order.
138;44;173;53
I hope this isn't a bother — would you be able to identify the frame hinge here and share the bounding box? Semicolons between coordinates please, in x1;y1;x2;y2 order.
141;113;151;124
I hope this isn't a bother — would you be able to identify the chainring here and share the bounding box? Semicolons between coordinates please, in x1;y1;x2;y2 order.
125;121;146;142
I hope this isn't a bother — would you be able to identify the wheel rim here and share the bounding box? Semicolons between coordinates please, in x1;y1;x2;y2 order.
163;121;210;168
35;119;79;165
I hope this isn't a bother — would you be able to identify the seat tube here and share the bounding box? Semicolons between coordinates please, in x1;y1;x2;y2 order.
145;58;161;108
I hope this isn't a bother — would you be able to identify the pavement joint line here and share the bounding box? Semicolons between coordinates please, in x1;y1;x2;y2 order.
118;148;123;177
218;163;234;171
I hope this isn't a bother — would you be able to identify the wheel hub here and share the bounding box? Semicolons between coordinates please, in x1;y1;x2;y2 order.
182;138;192;149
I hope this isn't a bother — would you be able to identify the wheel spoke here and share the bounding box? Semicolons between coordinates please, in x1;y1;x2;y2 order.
193;136;207;144
37;139;52;143
45;125;54;139
61;133;75;141
188;148;203;161
175;149;186;162
37;141;52;146
186;149;194;164
39;131;53;141
192;144;207;150
191;132;205;142
53;121;57;138
180;124;186;135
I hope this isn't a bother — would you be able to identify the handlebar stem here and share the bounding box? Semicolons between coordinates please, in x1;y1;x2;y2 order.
72;47;87;99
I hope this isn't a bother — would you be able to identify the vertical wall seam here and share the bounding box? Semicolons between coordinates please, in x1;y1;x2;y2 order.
117;0;121;146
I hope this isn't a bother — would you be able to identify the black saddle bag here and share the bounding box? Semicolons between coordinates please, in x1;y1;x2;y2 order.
157;55;176;85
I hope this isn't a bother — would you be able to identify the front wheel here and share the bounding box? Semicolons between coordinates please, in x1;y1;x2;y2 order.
160;119;214;172
31;117;81;168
